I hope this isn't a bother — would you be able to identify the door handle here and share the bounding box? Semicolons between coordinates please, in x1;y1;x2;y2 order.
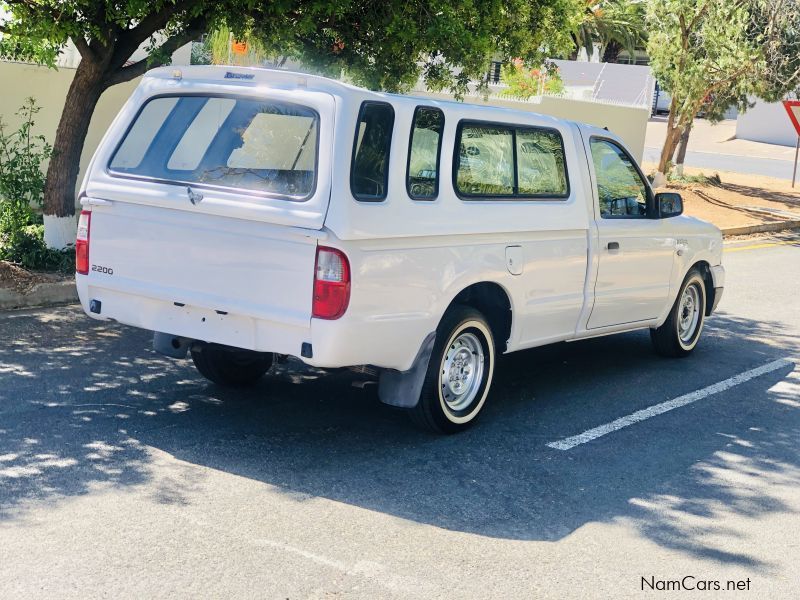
80;196;113;207
607;241;620;250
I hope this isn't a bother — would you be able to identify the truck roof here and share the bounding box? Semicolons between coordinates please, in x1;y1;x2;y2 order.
143;65;577;131
145;65;397;98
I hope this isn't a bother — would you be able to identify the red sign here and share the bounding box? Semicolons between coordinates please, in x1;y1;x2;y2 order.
782;100;800;137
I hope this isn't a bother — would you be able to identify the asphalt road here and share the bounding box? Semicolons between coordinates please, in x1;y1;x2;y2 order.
642;147;797;181
1;236;799;599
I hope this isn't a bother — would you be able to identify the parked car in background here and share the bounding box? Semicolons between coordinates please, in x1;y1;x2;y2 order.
654;83;671;115
76;67;725;433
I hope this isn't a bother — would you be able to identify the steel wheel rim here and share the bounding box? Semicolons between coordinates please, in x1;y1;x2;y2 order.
678;283;701;343
441;331;485;412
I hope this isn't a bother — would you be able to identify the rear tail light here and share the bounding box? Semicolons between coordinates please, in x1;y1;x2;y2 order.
75;210;91;275
312;246;350;319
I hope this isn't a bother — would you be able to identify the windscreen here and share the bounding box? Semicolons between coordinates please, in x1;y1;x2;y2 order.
109;95;319;199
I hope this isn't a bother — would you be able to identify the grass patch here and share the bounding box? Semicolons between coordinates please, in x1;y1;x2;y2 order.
668;171;722;186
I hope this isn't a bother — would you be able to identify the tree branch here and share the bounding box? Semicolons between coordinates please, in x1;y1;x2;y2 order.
5;0;74;28
71;35;96;62
686;2;710;34
109;0;199;71
102;22;205;88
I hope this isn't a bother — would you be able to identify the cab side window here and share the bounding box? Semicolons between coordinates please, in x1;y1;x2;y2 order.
406;106;444;200
516;129;568;196
455;125;515;196
589;138;649;218
351;102;395;201
454;121;569;199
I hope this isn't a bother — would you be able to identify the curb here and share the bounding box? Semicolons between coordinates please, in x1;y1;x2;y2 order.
0;280;78;310
722;220;800;237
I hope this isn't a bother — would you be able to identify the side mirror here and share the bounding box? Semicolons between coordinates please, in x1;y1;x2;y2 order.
655;192;683;218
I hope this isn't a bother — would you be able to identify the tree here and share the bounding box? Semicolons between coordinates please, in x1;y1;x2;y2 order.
647;0;800;178
198;24;288;68
500;60;565;99
0;1;580;248
673;88;742;176
570;1;648;63
0;1;240;247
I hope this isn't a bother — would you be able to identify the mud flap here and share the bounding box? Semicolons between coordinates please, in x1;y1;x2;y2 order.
378;332;436;408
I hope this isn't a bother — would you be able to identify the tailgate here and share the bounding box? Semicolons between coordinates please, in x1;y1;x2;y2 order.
81;201;320;354
76;84;335;354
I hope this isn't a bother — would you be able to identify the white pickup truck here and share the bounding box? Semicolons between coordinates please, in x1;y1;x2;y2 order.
76;66;725;433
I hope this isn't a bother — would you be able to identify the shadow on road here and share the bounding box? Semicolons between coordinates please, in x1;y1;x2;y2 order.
0;308;797;568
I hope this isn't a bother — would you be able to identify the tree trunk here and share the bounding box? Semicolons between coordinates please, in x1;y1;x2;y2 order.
674;122;693;177
657;96;684;176
42;59;105;247
601;40;623;64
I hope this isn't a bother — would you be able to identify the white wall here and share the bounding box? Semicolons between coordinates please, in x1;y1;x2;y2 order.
736;99;799;147
0;43;191;209
0;62;141;209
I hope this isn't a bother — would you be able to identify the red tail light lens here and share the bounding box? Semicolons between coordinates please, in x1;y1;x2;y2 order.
75;210;91;275
312;246;350;320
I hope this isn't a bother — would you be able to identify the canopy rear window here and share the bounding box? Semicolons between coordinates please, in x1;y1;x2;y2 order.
108;95;319;200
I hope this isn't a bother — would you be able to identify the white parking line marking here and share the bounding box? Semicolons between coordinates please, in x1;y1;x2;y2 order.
546;358;794;451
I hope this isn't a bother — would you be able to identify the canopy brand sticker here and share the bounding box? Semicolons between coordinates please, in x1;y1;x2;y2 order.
224;72;254;80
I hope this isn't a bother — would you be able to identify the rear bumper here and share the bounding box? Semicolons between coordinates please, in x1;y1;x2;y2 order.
77;277;310;359
308;314;432;371
77;276;430;372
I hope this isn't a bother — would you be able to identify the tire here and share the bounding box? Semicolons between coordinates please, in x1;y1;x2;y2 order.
190;342;273;386
409;306;496;434
650;268;707;357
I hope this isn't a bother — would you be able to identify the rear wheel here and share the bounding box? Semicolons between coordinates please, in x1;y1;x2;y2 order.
650;268;707;357
410;306;496;434
190;342;273;386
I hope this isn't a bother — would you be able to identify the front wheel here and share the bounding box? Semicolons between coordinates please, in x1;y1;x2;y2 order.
190;342;273;386
650;268;707;357
409;306;496;434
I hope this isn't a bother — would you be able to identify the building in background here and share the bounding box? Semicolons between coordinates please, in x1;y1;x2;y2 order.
736;98;799;148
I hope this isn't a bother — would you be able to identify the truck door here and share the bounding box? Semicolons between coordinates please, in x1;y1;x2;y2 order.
584;137;676;329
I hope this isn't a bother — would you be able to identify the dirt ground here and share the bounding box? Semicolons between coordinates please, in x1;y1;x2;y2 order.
642;162;800;230
0;261;46;292
0;260;68;292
